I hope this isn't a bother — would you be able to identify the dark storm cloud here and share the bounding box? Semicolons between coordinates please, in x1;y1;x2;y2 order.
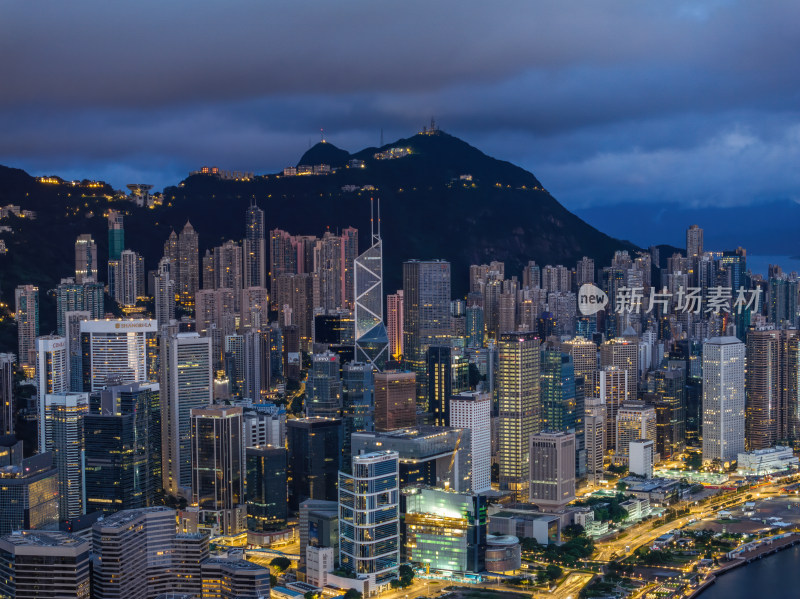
2;0;800;229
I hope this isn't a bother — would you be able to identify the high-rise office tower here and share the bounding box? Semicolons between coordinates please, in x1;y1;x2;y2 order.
427;345;452;426
107;209;124;262
65;311;90;392
74;234;98;284
338;450;400;590
466;304;484;348
35;336;69;432
161;332;213;497
200;558;271;599
560;337;598;382
154;257;175;328
403;260;451;406
243;202;267;289
116;249;145;307
598;366;629;451
55;278;104;336
191;405;245;535
615;400;656;463
224;334;245;397
269;228;298;306
374;370;416;431
529;431;575;511
387;290;404;360
84;383;161;513
540;346;577;433
341;361;375;466
245;445;288;532
600;337;639;399
686;224;703;259
175;221;199;311
498;331;540;501
15;284;39;375
80;319;158;391
0;354;13;436
274;272;315;351
306;351;343;418
195;288;236;367
354;204;389;370
286;417;342;510
702;336;746;463
653;366;686;459
41;392;89;520
449;391;492;493
0;531;91;599
0;452;58;535
746;328;800;449
584;397;605;485
91;507;186;599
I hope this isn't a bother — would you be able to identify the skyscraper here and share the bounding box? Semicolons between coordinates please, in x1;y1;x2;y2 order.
74;233;98;283
615;401;656;464
427;345;452;426
161;332;213;497
338;450;400;590
0;452;58;535
403;260;451;406
107;209;124;261
84;383;161;513
177;221;200;311
374;370;416;431
154;257;175;328
598;366;629;452
355;203;389;370
191;405;245;535
243;202;267;289
245;445;288;532
386;290;404;360
746;327;800;449
540;346;577;434
65;311;90;392
0;531;91;599
449;391;492;493
80;319;158;391
55;278;104;336
306;351;343;418
600;337;639;399
529;431;575;511
560;336;598;382
498;331;540;501
653;366;686;459
702;336;746;463
287;417;342;510
41;392;89;520
15;284;39;375
35;335;69;433
0;354;13;436
341;361;374;465
584;397;605;485
686;224;703;259
116;249;145;307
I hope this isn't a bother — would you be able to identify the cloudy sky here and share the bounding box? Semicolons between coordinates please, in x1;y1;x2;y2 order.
2;1;799;254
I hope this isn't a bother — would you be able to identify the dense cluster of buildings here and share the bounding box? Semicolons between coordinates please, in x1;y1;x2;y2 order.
2;208;800;597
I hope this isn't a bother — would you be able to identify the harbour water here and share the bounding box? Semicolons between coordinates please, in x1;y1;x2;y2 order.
698;544;800;598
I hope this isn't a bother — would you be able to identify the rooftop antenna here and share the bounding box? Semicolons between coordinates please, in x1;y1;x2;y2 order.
320;128;325;143
370;197;375;239
376;196;381;240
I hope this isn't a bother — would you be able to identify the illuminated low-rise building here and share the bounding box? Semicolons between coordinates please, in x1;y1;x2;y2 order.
402;486;487;573
737;446;799;477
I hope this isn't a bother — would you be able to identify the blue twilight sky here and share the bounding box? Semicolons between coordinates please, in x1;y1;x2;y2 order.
2;1;799;254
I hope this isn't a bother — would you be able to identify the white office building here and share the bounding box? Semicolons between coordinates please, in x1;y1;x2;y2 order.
449;391;492;493
702;336;746;464
629;439;654;479
339;450;399;593
79;320;157;391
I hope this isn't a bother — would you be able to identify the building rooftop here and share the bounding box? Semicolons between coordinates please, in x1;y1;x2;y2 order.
0;530;88;548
